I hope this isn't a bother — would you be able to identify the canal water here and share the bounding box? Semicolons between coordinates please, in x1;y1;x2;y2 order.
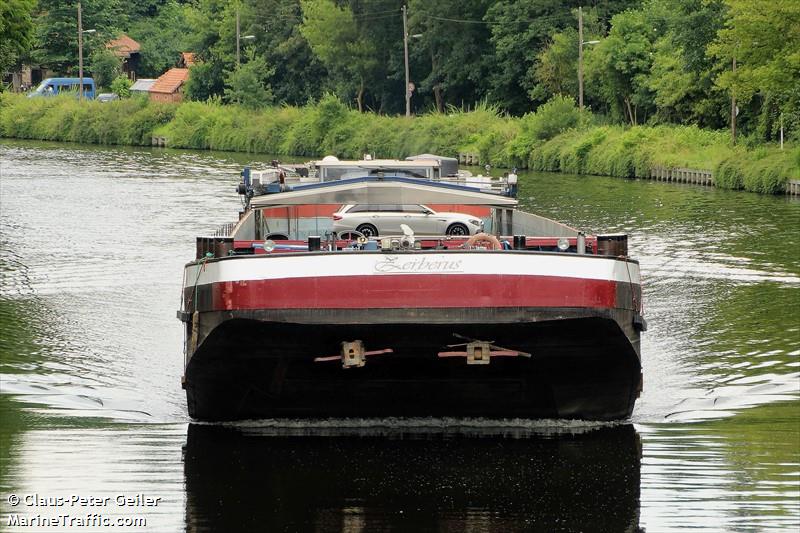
0;140;798;532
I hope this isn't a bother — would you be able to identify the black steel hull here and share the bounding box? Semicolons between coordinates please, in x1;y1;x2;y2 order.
184;308;642;421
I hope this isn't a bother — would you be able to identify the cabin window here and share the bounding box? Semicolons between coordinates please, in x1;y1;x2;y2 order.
347;205;374;213
400;205;428;213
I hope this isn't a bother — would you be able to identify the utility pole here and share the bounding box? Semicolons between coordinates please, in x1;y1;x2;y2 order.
236;8;241;67
731;56;737;144
78;2;84;101
577;8;599;113
402;4;410;117
578;6;584;112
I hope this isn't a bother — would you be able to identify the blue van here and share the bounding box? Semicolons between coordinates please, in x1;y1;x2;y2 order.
28;78;96;99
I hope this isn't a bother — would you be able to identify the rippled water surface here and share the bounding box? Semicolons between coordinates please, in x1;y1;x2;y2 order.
1;140;798;532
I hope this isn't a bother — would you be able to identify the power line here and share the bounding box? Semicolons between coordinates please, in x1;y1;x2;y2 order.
248;10;399;24
352;8;400;18
418;13;572;26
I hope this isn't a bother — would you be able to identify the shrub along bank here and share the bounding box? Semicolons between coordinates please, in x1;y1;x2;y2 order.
1;93;797;194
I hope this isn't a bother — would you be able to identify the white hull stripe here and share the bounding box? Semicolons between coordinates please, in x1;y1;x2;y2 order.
185;253;640;287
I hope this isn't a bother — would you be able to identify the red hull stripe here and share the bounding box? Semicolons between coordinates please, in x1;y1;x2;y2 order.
209;275;618;310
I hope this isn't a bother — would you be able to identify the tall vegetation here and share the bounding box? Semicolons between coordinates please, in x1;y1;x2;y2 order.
2;0;799;142
2;92;796;195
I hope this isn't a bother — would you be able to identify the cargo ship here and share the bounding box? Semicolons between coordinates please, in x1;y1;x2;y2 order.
178;156;645;421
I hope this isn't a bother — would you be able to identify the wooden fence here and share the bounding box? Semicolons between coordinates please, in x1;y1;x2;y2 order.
649;166;714;186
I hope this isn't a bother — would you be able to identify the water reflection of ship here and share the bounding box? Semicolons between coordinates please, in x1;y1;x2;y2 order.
184;423;642;532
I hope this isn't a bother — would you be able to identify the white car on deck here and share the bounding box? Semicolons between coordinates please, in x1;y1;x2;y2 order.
332;204;484;237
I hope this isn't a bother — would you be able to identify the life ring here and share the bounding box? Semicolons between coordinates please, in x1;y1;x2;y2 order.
465;232;502;250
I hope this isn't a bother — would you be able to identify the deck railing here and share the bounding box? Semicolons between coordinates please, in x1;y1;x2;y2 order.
213;222;237;237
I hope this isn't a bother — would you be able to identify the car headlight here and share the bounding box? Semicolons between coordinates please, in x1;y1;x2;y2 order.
468;219;482;226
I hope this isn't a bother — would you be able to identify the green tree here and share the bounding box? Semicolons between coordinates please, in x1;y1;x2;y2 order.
408;0;492;113
110;74;131;97
584;9;658;125
531;8;603;106
242;0;325;106
646;0;727;128
485;0;637;115
30;0;127;75
184;62;224;102
223;48;274;108
347;0;406;114
709;0;800;140
123;0;169;19
180;0;243;102
89;48;121;88
300;0;378;111
532;28;579;102
0;0;37;78
127;0;192;78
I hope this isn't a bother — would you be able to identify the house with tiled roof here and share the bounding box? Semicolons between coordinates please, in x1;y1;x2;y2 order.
106;33;141;80
180;53;196;68
149;68;190;103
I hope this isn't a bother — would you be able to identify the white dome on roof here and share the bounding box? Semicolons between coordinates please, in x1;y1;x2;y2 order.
321;155;340;163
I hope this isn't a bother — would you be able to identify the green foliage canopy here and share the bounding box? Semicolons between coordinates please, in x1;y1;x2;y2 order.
89;48;121;88
300;0;378;111
0;0;37;77
127;1;193;78
110;74;131;97
709;0;800;140
30;0;127;75
8;0;800;141
223;48;274;108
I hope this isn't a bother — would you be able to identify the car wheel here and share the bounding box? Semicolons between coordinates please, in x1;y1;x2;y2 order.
356;224;379;237
446;223;469;236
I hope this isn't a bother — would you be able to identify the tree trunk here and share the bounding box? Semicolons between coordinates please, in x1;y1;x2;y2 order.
433;84;443;113
356;79;364;113
431;52;443;113
624;96;635;126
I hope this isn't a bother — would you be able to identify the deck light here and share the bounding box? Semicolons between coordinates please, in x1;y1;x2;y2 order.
263;239;276;252
557;238;570;251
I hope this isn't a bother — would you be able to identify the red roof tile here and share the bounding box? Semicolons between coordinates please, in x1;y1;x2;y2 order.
106;34;141;57
181;52;196;67
150;68;190;94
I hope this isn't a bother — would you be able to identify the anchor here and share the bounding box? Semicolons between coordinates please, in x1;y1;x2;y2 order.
314;340;393;368
437;334;531;365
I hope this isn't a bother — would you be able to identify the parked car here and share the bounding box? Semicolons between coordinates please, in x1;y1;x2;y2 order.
96;93;119;103
332;204;484;237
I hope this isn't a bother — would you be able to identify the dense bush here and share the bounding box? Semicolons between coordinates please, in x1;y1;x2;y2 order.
0;93;176;146
89;49;122;89
1;93;796;194
110;76;132;98
714;148;796;194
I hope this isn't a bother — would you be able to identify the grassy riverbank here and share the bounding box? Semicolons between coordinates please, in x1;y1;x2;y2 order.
2;93;797;194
